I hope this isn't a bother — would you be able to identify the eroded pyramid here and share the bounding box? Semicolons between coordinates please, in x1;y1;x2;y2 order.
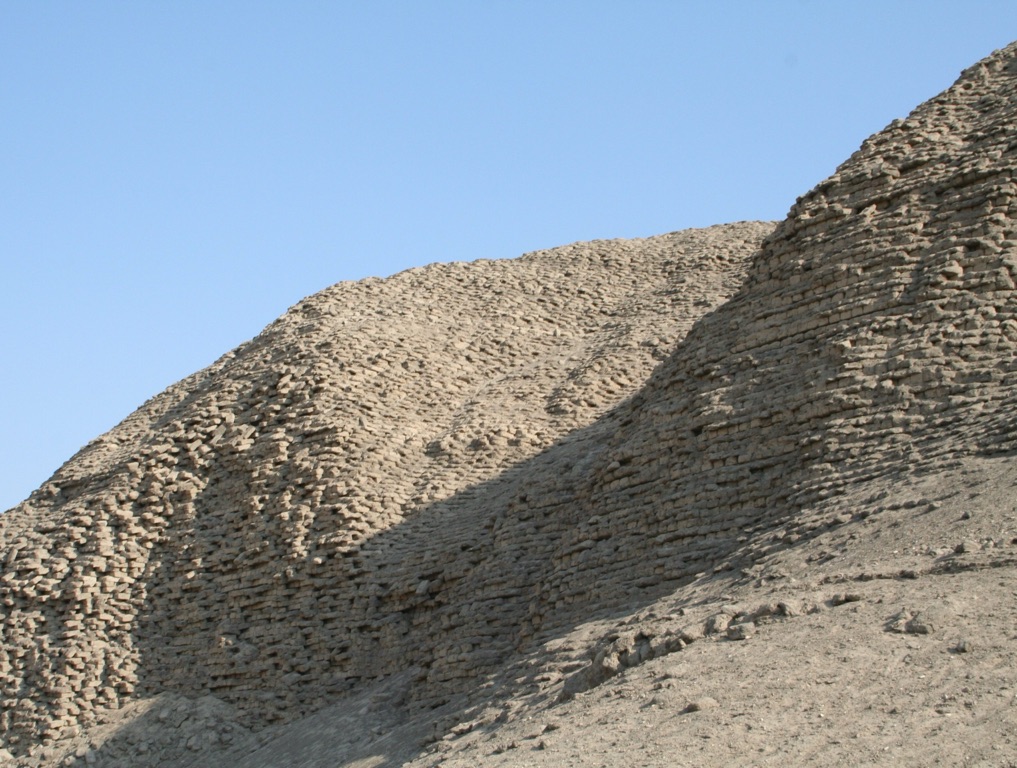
2;40;1017;768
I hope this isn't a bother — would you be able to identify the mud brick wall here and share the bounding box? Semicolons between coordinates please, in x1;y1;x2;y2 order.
528;45;1017;627
0;224;767;748
2;40;1016;759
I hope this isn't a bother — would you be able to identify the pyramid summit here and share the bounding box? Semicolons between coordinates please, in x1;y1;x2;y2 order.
2;42;1017;767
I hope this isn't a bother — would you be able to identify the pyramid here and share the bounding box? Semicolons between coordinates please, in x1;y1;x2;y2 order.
1;41;1016;768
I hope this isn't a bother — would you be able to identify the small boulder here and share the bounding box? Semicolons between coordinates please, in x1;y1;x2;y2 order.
705;612;733;635
684;696;719;713
726;622;755;641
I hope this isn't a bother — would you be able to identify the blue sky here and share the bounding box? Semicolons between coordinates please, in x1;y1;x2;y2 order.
2;3;1016;512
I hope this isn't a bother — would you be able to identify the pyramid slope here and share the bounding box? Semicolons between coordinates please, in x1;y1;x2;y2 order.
511;41;1017;623
405;40;1017;767
0;223;770;751
2;40;1017;768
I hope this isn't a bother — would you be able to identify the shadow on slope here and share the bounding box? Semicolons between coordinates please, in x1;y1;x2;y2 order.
47;40;1017;768
127;368;781;720
74;367;813;768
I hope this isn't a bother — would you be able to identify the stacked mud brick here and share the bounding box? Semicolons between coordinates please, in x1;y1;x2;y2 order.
525;45;1017;626
2;39;1016;763
0;223;767;749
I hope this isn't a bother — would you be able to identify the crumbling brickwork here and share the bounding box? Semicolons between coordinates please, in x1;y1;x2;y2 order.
1;40;1015;763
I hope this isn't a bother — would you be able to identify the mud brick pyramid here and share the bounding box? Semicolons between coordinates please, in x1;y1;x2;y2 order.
2;42;1017;768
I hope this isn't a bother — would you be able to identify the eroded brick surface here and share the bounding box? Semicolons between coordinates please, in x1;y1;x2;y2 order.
1;39;1016;768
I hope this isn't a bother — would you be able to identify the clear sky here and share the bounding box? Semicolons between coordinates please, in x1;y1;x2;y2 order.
2;2;1016;512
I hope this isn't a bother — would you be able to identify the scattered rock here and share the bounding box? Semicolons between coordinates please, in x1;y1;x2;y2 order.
952;639;973;654
906;614;935;635
684;697;719;713
887;609;937;635
726;622;755;641
830;593;863;607
705;613;733;636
